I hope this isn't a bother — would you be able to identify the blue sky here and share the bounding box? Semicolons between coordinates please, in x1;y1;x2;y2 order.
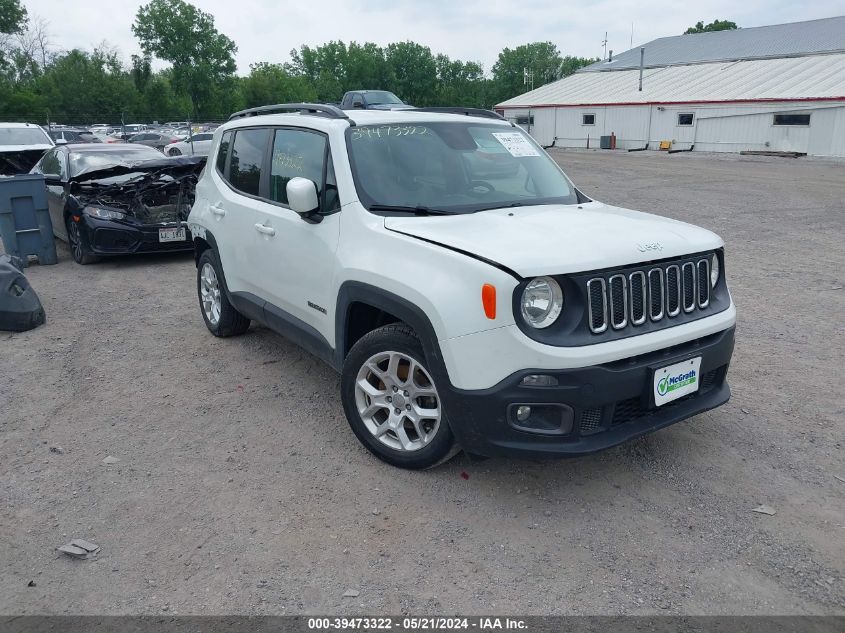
20;0;845;74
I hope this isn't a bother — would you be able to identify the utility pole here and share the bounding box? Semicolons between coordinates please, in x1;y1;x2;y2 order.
523;67;534;92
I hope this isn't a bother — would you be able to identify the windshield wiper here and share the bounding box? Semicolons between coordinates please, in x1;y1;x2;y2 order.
368;204;450;216
473;201;528;213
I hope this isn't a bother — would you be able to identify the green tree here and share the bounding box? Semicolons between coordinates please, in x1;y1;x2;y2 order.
0;0;27;35
0;0;28;70
559;55;598;78
130;53;152;92
492;42;562;103
434;55;487;107
684;20;738;34
385;41;437;106
345;42;390;92
287;41;348;102
132;0;237;117
242;62;316;108
29;48;139;123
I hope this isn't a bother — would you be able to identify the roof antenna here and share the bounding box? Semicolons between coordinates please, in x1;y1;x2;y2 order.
630;22;634;49
601;31;608;59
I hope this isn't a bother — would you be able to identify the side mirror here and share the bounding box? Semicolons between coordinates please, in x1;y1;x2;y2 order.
286;177;319;215
54;138;67;145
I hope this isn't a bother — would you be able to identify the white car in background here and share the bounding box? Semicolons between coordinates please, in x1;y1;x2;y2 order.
0;122;54;175
164;132;214;156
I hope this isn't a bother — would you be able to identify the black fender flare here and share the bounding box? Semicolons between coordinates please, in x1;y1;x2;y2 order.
192;229;237;304
192;229;219;266
334;281;450;385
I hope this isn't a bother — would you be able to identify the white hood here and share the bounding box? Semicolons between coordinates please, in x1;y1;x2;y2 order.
384;201;723;278
0;144;53;152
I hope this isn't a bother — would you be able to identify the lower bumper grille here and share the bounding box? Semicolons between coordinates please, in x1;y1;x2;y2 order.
611;368;721;427
577;367;724;436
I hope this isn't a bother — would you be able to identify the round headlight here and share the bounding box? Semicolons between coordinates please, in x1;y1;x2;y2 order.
710;254;720;288
520;276;563;329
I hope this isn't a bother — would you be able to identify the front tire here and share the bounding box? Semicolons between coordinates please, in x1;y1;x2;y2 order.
197;249;250;337
341;324;458;469
169;147;181;156
66;217;99;265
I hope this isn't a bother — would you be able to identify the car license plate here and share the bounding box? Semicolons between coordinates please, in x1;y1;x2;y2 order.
159;227;186;242
653;357;702;406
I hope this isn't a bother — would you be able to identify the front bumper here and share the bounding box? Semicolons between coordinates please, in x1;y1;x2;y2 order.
79;216;193;255
442;326;734;458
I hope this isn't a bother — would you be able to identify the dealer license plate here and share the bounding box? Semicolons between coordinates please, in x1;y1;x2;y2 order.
653;357;702;407
159;227;186;242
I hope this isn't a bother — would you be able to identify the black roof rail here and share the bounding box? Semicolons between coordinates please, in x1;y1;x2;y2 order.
228;103;351;122
413;107;506;120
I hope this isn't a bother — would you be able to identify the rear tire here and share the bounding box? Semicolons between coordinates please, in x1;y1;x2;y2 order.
341;324;458;469
197;249;250;337
169;147;181;156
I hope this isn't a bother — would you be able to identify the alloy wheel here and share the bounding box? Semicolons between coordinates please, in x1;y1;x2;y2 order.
200;262;222;326
67;220;84;263
354;351;441;452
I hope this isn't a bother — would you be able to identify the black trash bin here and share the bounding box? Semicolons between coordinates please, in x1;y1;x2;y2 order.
0;254;46;331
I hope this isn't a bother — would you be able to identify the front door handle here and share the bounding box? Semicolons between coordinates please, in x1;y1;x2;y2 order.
254;223;276;237
210;203;226;217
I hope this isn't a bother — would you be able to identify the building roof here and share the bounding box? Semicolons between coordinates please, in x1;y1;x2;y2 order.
581;16;845;72
496;52;845;108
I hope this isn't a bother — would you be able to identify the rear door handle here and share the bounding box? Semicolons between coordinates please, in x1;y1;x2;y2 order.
210;203;226;217
254;223;276;237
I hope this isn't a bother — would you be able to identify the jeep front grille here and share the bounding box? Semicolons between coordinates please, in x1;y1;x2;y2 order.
629;271;646;325
682;262;696;312
648;268;664;321
586;278;608;334
697;259;710;308
608;274;627;329
586;255;714;334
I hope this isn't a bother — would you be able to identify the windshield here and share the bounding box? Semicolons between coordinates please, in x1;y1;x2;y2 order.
366;91;403;105
68;147;164;177
0;127;51;146
346;122;577;214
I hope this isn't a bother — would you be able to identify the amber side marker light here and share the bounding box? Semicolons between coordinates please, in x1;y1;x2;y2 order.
482;284;496;319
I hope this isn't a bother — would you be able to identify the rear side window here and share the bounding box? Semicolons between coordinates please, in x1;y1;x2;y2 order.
229;128;269;196
269;129;326;205
38;150;62;177
216;131;232;175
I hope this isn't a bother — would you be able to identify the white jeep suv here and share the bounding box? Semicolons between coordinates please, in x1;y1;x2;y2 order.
188;104;735;469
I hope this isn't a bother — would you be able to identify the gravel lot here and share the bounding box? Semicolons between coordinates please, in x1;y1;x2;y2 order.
1;150;843;616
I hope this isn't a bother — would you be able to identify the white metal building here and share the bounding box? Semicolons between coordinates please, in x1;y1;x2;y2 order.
496;16;845;156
